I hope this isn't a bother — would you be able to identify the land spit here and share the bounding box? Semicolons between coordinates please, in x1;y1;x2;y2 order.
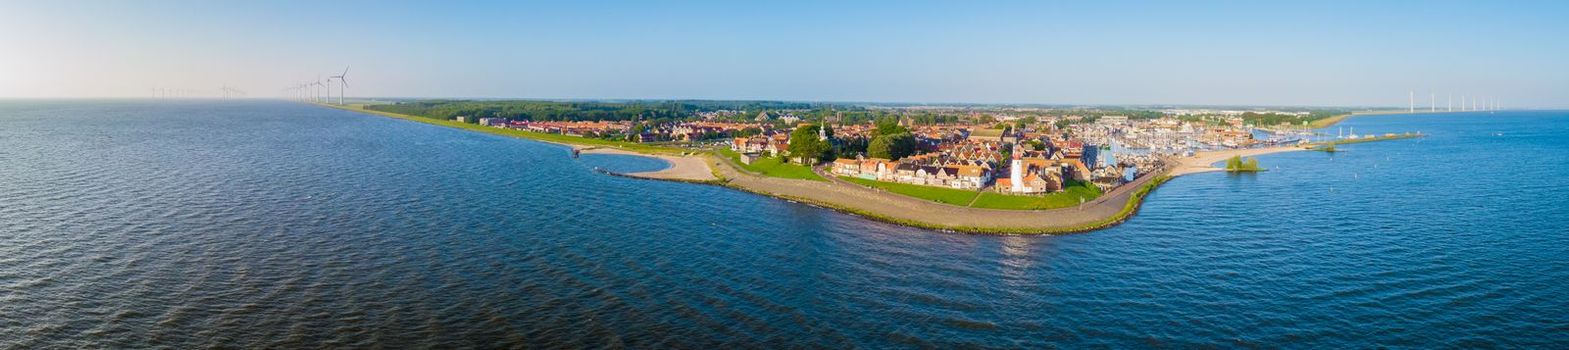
325;103;1390;234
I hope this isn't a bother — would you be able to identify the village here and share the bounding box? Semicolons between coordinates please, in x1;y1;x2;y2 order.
450;106;1300;200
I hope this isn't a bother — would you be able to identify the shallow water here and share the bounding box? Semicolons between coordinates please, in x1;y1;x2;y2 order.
2;101;1566;347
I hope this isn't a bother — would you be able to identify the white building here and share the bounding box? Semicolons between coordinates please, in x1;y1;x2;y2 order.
1009;151;1023;193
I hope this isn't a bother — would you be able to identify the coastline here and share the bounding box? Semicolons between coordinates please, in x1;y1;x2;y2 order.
316;102;1393;235
1169;146;1309;176
579;147;718;182
316;103;721;183
1317;109;1486;128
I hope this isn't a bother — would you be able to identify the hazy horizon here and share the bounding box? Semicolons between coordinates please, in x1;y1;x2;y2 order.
3;1;1567;108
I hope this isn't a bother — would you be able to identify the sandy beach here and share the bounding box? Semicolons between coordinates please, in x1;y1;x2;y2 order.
578;147;717;182
1169;146;1310;176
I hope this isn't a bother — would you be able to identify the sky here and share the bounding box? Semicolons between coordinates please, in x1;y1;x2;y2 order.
2;0;1567;108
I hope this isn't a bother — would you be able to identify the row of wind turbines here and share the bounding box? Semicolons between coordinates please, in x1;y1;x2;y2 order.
1408;91;1500;113
285;66;350;105
149;85;248;98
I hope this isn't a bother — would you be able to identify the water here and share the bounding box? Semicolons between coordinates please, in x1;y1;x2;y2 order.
2;101;1567;348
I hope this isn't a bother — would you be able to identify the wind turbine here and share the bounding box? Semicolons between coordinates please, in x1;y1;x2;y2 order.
314;77;327;103
329;66;348;105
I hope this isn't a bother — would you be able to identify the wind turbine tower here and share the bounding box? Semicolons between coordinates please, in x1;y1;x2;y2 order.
329;66;349;105
1409;91;1414;113
1430;92;1435;112
316;78;328;104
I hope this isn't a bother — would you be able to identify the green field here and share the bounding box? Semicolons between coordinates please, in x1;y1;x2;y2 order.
718;148;825;181
839;176;980;205
1308;114;1351;128
970;181;1102;210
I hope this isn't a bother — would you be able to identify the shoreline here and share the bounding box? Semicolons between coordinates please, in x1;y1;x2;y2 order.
1169;146;1310;176
316;102;1400;235
578;147;719;182
315;103;722;182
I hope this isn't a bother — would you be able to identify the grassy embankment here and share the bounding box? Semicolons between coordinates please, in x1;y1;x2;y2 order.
839;177;979;205
838;176;1103;210
787;175;1166;234
1308;114;1352;128
971;183;1103;210
328;104;686;155
716;148;825;181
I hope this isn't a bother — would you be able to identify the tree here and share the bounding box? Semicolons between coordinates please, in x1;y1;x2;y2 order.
733;127;762;138
874;116;907;137
868;135;893;159
1226;155;1263;172
788;124;830;164
868;132;918;160
625;122;649;142
836;136;868;158
1054;119;1074;129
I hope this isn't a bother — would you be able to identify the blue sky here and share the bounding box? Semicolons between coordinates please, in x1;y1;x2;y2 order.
2;0;1566;107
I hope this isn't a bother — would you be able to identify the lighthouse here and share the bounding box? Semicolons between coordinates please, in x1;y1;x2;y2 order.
1010;147;1024;193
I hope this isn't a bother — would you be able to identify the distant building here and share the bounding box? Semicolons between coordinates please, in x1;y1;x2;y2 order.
739;152;760;165
478;117;508;127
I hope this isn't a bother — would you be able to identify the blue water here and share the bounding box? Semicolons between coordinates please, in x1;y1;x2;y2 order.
2;101;1567;348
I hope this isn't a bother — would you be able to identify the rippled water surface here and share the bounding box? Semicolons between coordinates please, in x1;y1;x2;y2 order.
3;101;1567;347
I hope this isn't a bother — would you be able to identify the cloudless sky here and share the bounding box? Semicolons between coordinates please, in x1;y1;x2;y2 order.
2;0;1567;107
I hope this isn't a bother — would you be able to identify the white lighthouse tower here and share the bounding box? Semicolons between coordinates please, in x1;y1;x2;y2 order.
1009;147;1024;193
